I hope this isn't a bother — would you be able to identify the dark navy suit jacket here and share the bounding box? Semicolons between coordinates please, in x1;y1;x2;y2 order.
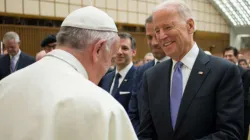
99;65;136;112
0;52;35;80
128;60;155;133
138;50;243;140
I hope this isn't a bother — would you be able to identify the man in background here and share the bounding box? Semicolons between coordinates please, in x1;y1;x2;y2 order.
41;34;57;53
128;15;168;133
144;52;154;63
139;1;243;139
0;6;137;140
223;46;250;140
0;31;35;80
99;32;137;112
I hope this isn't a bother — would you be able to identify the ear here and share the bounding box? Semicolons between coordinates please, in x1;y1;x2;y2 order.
92;39;107;63
186;18;195;34
132;49;136;57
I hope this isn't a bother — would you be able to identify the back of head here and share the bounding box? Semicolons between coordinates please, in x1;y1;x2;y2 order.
56;6;119;84
41;34;57;47
57;6;118;51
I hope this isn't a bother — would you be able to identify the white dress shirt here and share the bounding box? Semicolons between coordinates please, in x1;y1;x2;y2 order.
109;62;133;93
171;43;199;95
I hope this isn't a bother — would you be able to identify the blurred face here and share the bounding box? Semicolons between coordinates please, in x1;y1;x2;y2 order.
145;23;165;60
144;55;154;63
44;42;56;53
4;39;20;56
223;50;237;64
239;61;248;69
115;38;136;69
153;7;195;61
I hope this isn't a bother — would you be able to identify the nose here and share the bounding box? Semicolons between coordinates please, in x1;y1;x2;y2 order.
152;35;158;46
159;29;167;40
117;47;122;54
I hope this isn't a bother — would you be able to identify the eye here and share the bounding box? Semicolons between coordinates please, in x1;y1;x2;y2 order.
155;29;160;34
165;26;172;30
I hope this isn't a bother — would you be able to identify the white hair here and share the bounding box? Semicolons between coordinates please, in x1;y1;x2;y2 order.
204;51;212;55
56;27;117;52
3;31;20;43
153;0;196;30
144;52;154;57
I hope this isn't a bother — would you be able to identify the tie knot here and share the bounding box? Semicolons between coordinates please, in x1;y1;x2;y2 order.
115;73;121;79
174;61;182;70
156;61;160;65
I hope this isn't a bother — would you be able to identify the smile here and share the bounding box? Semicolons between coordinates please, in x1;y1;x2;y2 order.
163;42;174;47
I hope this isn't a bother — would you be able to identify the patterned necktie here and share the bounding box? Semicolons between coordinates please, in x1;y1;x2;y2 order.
170;61;183;129
111;73;121;96
10;57;16;73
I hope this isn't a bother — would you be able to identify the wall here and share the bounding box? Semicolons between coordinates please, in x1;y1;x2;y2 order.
0;0;230;33
0;0;230;58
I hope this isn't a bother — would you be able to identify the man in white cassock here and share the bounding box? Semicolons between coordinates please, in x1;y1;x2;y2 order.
0;6;137;140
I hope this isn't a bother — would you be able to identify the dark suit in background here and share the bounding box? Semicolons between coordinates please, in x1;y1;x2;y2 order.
99;66;136;111
138;50;244;140
0;52;35;80
128;60;154;133
238;66;250;140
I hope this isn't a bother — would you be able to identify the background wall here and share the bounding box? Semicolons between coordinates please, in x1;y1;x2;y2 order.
0;0;231;58
0;0;230;33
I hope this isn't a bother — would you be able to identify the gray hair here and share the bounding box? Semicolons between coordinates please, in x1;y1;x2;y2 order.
56;26;117;51
144;52;154;57
153;0;196;30
3;31;20;43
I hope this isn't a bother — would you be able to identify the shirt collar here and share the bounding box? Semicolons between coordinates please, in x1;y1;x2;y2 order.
10;49;21;59
154;56;169;65
46;49;88;79
115;62;133;78
172;43;199;69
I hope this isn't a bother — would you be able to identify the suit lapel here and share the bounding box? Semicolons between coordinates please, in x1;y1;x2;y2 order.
15;52;23;70
174;50;210;130
105;71;115;92
158;60;174;134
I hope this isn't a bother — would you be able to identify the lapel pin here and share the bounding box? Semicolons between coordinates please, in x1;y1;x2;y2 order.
198;71;203;75
124;79;128;82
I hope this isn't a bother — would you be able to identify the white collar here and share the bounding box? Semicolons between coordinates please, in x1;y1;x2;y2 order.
154;56;169;65
10;49;21;59
46;49;88;79
172;43;199;69
115;62;133;78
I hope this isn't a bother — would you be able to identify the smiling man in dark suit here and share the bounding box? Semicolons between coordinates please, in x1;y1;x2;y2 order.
138;1;244;140
0;31;35;80
99;32;136;112
128;15;168;133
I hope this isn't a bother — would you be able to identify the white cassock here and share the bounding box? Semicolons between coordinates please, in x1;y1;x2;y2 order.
0;49;138;140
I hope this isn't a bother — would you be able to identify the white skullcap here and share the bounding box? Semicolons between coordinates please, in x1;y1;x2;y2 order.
61;6;117;32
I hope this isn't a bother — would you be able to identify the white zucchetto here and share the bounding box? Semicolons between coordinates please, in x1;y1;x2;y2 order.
61;6;118;32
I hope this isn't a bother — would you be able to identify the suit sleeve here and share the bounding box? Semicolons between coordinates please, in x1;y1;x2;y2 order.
128;67;141;133
138;72;157;140
54;97;137;140
197;64;244;140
